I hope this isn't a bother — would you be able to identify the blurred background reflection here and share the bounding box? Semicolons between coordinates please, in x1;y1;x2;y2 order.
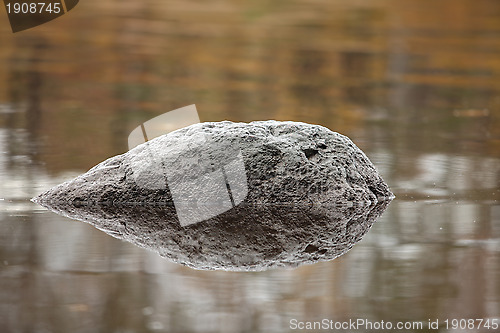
0;0;499;332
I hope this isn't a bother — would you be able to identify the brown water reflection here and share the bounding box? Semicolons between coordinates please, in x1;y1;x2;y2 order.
1;0;500;332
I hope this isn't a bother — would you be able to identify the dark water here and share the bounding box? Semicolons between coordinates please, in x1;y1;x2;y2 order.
1;0;499;332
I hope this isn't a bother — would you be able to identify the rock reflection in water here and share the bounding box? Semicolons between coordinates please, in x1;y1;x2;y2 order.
37;200;391;271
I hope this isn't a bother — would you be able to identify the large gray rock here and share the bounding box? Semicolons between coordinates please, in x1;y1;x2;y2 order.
33;120;393;270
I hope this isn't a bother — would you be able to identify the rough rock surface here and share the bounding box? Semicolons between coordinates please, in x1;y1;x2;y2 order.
34;120;393;206
33;120;394;270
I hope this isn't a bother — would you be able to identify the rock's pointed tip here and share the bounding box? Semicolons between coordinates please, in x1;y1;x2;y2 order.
382;193;395;202
30;191;52;210
30;193;43;204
